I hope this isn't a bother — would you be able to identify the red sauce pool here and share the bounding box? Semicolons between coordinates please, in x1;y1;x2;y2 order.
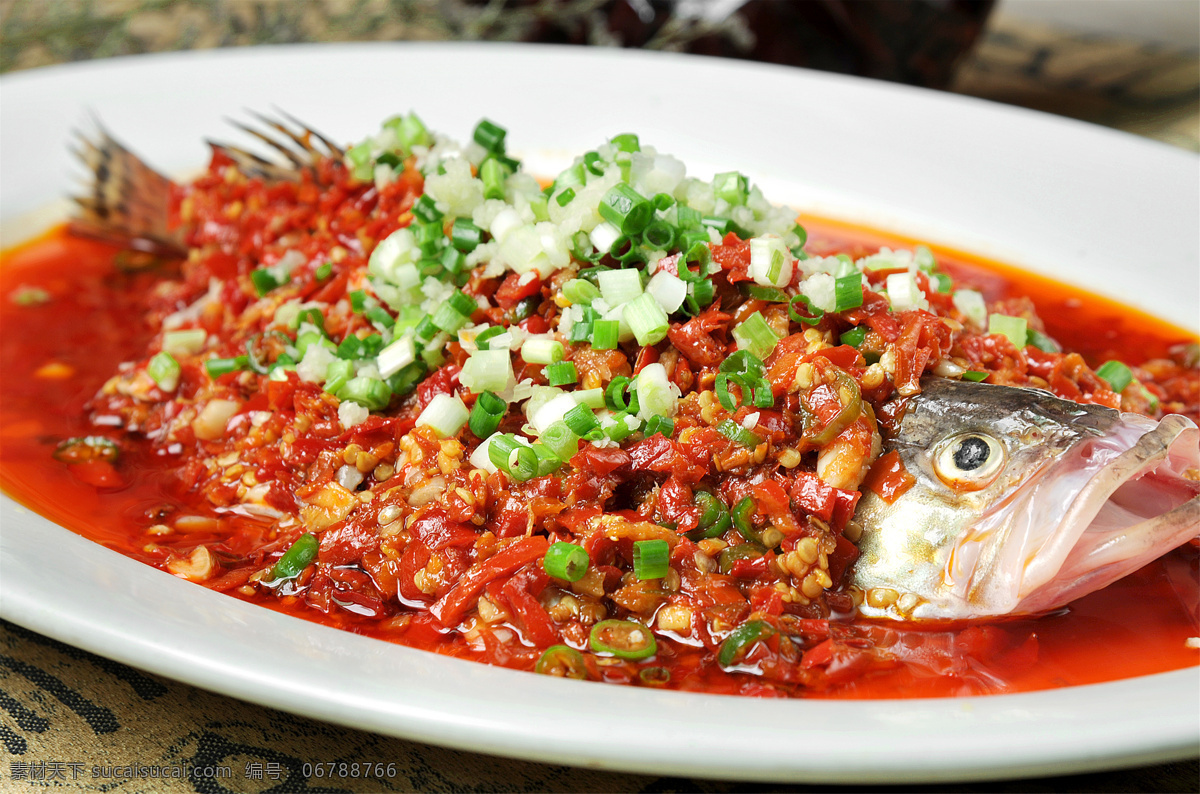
2;223;1197;699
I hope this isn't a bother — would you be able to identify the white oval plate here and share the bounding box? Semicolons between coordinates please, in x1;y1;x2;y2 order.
1;43;1197;784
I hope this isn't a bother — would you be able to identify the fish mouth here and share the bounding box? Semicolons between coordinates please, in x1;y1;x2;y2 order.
980;413;1200;617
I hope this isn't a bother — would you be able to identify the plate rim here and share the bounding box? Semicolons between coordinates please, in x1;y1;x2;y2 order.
1;41;1197;784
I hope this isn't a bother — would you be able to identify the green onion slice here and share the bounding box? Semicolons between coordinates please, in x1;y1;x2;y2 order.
451;218;483;252
563;278;600;305
1096;360;1134;393
644;415;674;438
988;314;1028;349
545;360;578;387
544;542;590;582
469;391;506;438
205;356;249;378
715;372;750;411
740;284;790;302
833;272;864;312
605;376;633;411
1027;328;1062;354
539;420;580;462
731;311;780;361
591;319;620;350
633;539;670;580
473;118;507;153
563;404;600;437
788;294;823;326
147;351;180;391
720;350;767;380
598;183;652;236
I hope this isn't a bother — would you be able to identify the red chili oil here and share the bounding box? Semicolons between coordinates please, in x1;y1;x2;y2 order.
1;222;1196;699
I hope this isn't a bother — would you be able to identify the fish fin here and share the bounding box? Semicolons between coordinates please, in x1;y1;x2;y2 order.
210;110;344;185
69;123;185;259
69;112;342;259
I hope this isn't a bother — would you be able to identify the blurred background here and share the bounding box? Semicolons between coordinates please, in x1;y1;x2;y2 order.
1;0;1197;151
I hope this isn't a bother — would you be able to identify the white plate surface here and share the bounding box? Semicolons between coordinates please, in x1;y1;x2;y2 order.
1;43;1197;784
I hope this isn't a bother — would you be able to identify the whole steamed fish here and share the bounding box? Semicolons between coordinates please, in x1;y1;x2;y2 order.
852;377;1200;621
72;118;1200;625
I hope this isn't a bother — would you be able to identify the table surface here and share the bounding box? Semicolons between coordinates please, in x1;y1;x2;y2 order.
1;2;1197;791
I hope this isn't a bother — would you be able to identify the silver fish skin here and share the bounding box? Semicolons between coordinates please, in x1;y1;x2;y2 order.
851;377;1200;621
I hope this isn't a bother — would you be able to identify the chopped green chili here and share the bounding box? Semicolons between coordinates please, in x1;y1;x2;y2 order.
589;619;657;660
535;645;588;679
271;533;318;581
717;619;777;667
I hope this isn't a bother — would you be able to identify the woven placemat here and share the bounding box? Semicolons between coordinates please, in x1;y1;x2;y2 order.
2;619;1197;793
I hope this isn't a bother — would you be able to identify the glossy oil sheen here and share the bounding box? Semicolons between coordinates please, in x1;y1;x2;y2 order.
1;222;1196;699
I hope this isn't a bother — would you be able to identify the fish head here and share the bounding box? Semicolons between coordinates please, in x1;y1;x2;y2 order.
851;377;1200;621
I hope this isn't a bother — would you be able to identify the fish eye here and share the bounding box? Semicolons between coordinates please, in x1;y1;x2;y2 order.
932;432;1006;491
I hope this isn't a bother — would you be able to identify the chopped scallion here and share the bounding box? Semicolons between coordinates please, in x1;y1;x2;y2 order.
415;393;469;437
633;539;670;580
597;268;643;306
834;272;864;312
479;157;508;200
337;376;392;411
563;404;600;437
431;303;469;334
544;542;590;582
609;133;640;153
365;305;395;329
623;293;669;346
412;194;443;224
147;352;180;391
644;415;674;438
205;356;248;378
451;218;483;252
598;183;652;236
591;319;619;350
1096;360;1134;393
988;314;1028;349
563;278;600;306
473;119;507;153
469;391;507;438
539;420;580;461
324;358;354;394
715;372;748;411
1027;328;1062;354
731;312;780;361
545;360;578;386
522;338;564;365
162;328;207;356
